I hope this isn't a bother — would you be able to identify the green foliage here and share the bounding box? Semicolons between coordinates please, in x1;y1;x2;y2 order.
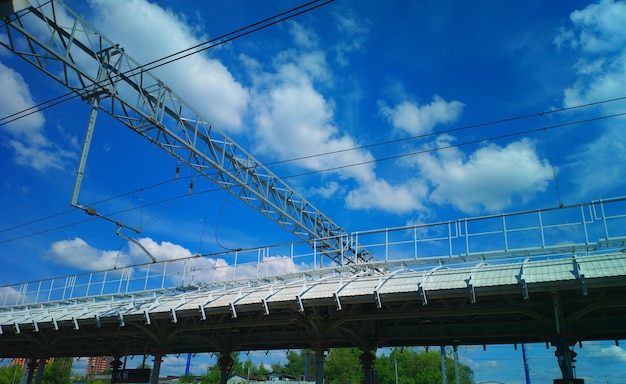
324;348;363;384
374;348;474;384
0;364;22;384
178;373;197;383
281;350;306;377
196;348;474;384
43;358;73;384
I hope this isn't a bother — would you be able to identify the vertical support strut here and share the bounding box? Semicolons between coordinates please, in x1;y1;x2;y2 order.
71;99;100;209
551;293;578;381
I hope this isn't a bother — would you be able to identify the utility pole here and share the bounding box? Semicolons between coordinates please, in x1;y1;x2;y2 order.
522;343;531;384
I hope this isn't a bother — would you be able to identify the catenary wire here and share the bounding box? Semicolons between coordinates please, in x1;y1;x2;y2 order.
0;0;333;127
260;96;626;168
0;109;622;245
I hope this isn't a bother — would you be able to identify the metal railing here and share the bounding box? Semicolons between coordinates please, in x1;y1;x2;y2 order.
1;196;625;308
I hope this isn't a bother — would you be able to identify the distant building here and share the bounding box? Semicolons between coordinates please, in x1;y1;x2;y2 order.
12;357;54;367
86;356;113;376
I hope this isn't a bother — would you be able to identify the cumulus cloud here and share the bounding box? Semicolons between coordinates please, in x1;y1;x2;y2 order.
46;237;302;285
379;95;465;136
89;0;249;132
414;137;553;214
47;237;127;271
249;22;377;184
346;178;428;214
555;0;626;200
0;62;74;172
555;0;626;109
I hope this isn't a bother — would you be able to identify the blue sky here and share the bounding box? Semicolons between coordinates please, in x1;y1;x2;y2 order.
0;0;625;382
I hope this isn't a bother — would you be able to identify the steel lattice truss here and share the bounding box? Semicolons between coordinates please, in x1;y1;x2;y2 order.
0;0;373;265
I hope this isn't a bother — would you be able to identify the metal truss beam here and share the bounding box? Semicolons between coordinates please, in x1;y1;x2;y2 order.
0;0;373;266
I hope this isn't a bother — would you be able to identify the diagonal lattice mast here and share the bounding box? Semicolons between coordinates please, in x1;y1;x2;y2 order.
0;0;373;265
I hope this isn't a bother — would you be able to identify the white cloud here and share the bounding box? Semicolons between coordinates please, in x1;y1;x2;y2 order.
248;24;376;184
555;0;626;200
47;237;127;270
564;122;626;199
310;181;344;199
556;0;626;110
414;137;553;214
587;344;626;362
47;236;303;286
567;0;626;53
346;178;428;214
379;95;465;136
0;61;74;172
333;7;371;66
89;0;249;132
133;237;193;261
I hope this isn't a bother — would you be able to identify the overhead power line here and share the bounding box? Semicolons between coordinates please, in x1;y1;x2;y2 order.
261;96;626;168
0;0;334;128
1;108;623;245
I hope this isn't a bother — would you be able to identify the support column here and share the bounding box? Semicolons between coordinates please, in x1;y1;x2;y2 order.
24;359;37;384
452;346;460;384
359;351;376;384
33;358;46;384
110;357;123;384
311;340;328;384
149;351;165;384
217;354;234;384
553;336;578;381
440;346;447;384
551;293;580;382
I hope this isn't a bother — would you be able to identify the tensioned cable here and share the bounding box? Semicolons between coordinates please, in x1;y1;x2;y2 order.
1;110;622;245
0;175;190;234
0;0;333;127
260;96;626;168
281;111;626;180
1;97;621;236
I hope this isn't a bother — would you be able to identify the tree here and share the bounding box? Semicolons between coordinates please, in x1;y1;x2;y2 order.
42;358;73;384
324;349;363;384
282;350;306;377
374;348;474;384
0;364;22;384
200;353;243;384
178;373;197;383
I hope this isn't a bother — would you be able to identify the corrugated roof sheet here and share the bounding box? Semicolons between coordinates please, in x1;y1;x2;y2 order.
1;253;624;327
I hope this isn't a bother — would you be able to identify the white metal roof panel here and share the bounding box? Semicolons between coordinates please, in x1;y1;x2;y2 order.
472;264;521;287
336;276;380;298
176;293;214;311
301;279;341;300
524;259;575;283
264;283;302;304
205;290;242;309
236;286;274;306
579;254;626;278
423;269;469;290
377;274;422;295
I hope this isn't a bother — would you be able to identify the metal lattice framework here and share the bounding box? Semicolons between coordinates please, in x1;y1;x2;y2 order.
0;0;372;265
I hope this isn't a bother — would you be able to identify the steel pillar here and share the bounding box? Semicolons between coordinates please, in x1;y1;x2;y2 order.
110;357;123;384
150;352;165;384
24;359;37;384
359;350;376;384
217;354;234;384
453;345;460;384
551;293;579;381
33;358;46;384
311;340;328;384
